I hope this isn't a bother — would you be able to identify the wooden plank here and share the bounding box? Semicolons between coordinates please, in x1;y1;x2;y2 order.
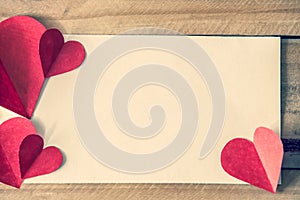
0;170;299;200
282;39;300;138
0;0;299;35
281;39;300;168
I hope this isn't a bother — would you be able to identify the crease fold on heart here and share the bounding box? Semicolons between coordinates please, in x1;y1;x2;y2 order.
221;127;283;193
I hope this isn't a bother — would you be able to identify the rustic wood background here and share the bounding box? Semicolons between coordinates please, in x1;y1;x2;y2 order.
0;0;300;199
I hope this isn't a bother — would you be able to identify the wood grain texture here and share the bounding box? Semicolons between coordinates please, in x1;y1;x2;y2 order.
0;170;300;200
282;39;300;138
0;0;299;35
0;0;300;199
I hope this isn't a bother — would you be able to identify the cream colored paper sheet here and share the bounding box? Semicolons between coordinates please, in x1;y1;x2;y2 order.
0;36;280;183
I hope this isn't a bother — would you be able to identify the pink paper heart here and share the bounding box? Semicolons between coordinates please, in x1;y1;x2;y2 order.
221;127;283;193
19;134;63;179
0;16;46;118
39;28;86;78
0;117;37;188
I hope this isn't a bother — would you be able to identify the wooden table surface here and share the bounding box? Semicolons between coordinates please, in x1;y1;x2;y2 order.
1;0;300;199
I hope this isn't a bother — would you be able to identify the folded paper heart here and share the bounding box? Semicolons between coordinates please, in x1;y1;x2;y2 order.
19;134;63;179
0;117;63;188
0;16;86;118
221;127;283;193
40;28;85;78
0;16;45;118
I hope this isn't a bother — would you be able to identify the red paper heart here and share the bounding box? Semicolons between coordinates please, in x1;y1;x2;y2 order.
0;16;46;118
19;134;63;179
221;127;283;193
0;117;63;188
39;28;86;78
0;117;37;188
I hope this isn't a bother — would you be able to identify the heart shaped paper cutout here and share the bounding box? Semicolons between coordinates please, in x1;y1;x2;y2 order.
39;28;86;78
19;134;63;179
0;117;63;188
221;127;283;193
0;117;37;188
0;16;46;118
